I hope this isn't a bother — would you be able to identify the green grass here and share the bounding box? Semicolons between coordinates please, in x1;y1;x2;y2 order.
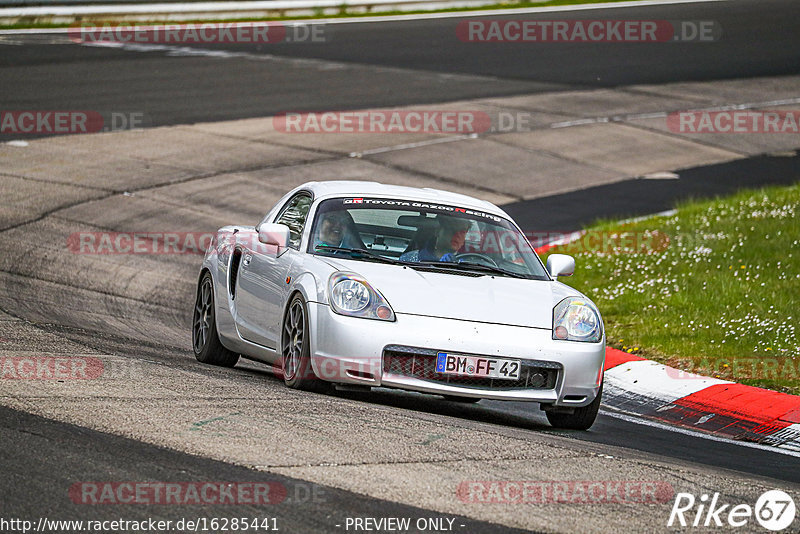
0;0;653;30
543;184;800;395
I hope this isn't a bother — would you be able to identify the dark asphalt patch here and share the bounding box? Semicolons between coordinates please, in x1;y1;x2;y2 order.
502;150;800;232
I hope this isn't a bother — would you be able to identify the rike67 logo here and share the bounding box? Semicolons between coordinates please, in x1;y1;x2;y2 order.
668;490;796;531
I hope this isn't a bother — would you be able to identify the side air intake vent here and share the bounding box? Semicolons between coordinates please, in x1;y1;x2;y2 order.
229;249;242;299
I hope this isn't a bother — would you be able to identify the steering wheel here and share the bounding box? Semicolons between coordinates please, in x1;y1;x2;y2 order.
453;252;498;267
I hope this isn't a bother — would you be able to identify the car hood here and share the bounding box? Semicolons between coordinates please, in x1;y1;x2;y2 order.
320;258;582;329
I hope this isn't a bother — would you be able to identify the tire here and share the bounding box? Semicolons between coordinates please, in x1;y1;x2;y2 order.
546;384;603;430
281;294;322;391
192;272;239;367
443;395;481;404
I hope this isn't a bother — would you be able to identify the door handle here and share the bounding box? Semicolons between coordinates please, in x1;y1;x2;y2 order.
243;254;252;266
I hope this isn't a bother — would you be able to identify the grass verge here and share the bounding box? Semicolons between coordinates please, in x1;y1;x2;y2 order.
543;183;800;395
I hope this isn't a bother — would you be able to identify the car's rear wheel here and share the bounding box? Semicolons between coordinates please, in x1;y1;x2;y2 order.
193;272;239;367
545;385;602;430
281;294;321;391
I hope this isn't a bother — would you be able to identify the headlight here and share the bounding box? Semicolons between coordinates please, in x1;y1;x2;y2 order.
328;272;395;321
553;297;602;343
331;279;370;312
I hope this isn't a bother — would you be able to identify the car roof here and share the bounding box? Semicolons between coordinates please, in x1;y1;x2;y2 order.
295;180;508;217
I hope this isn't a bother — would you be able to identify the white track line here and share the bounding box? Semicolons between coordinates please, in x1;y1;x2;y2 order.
550;97;800;128
349;95;800;158
0;0;729;34
350;133;479;158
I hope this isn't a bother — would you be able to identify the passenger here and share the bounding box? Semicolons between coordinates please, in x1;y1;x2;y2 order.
400;216;470;262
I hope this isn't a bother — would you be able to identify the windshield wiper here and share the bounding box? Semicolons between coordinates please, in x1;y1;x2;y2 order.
314;247;529;278
314;245;404;265
414;260;529;279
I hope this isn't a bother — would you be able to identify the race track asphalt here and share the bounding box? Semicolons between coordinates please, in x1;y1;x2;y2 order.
2;0;799;531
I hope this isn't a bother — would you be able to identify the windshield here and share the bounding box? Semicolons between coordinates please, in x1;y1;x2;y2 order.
307;197;549;280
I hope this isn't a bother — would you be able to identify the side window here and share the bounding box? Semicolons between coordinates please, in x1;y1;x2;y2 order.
274;194;312;249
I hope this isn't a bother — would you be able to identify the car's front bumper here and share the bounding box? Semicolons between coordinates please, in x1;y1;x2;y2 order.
308;302;604;407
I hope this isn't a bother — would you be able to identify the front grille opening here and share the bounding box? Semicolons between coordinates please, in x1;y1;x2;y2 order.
383;345;561;391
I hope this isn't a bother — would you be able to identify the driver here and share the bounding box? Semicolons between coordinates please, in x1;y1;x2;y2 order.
400;215;470;262
314;210;358;249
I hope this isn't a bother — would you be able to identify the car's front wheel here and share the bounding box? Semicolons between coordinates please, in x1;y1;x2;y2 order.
193;272;239;367
281;294;322;391
546;385;602;430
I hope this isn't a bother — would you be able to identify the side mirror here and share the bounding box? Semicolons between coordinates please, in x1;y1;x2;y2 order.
546;254;575;278
258;223;291;251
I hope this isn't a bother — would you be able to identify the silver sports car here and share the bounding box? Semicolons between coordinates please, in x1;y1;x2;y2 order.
192;181;605;429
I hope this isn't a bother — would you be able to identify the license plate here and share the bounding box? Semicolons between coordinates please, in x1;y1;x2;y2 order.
435;352;521;380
